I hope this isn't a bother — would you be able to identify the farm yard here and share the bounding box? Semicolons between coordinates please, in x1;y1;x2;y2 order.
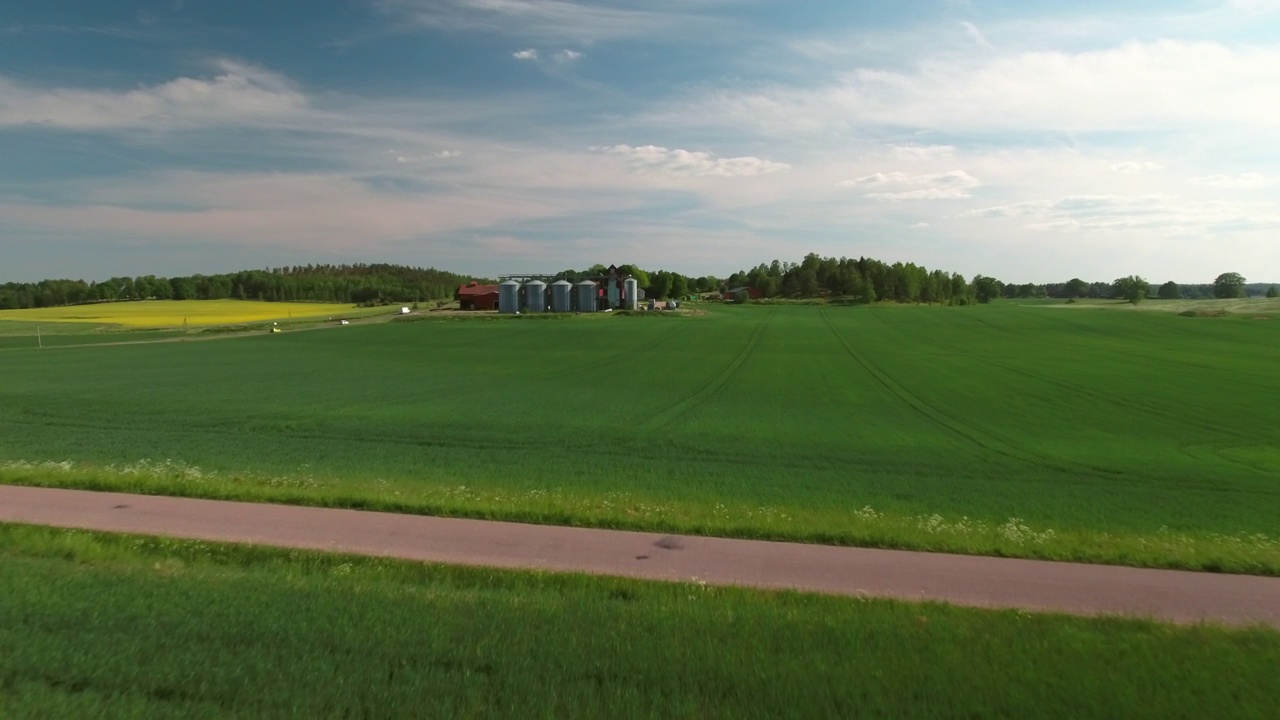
2;301;1278;572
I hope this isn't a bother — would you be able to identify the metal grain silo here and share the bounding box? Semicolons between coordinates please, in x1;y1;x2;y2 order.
550;279;573;313
498;279;521;314
623;277;639;310
575;280;598;312
524;280;547;313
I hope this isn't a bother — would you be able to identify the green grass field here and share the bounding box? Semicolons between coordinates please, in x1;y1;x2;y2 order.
1;303;1278;571
2;523;1277;719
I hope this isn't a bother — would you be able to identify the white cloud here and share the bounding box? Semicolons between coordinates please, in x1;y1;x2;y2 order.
380;0;710;42
960;194;1280;234
1188;172;1267;188
892;145;955;161
960;21;995;49
1109;161;1164;174
601;144;791;178
910;222;931;228
0;60;306;129
672;41;1280;135
839;170;979;200
0;170;587;253
553;49;582;63
388;149;462;162
1231;0;1280;13
512;48;538;60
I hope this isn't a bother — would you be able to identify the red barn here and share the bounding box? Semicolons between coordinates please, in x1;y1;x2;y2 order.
721;286;762;301
456;281;500;310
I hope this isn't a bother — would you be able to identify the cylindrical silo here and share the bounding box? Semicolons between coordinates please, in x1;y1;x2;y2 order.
524;280;547;313
550;279;573;313
498;279;521;314
623;277;638;310
575;280;598;312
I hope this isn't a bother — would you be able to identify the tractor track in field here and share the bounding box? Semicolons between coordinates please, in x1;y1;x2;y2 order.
820;310;1128;479
637;308;774;431
1021;311;1280;387
855;309;1256;481
1177;441;1280;480
984;359;1246;440
820;309;1023;461
539;321;692;381
3;485;1280;627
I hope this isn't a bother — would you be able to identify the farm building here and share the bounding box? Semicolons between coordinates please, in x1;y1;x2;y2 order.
722;286;763;301
586;265;646;310
456;281;500;310
497;265;646;313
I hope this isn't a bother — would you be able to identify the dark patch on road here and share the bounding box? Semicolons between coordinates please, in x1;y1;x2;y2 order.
654;536;683;550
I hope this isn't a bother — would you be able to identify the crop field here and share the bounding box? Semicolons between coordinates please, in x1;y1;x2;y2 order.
0;299;372;328
1042;297;1280;314
1;523;1277;719
2;303;1279;571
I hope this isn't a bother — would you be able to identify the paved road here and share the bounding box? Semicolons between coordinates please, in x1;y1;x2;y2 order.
3;485;1278;627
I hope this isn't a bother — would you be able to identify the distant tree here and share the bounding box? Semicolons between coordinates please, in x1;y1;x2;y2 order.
648;271;671;300
798;269;821;298
668;274;689;299
1157;281;1181;300
1268;285;1279;298
972;275;1003;304
1064;278;1089;298
1113;275;1149;304
1213;272;1247;299
616;264;650;290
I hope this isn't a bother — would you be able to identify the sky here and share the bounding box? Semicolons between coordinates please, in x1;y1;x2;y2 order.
2;0;1279;283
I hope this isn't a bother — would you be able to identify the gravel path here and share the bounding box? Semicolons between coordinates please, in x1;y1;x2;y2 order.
3;485;1278;627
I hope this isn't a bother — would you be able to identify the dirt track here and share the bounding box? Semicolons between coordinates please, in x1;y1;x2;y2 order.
3;485;1278;627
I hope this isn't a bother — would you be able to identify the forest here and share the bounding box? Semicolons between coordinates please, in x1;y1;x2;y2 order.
2;255;1269;310
0;264;475;310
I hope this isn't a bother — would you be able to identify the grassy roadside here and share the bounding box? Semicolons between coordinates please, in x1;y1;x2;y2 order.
6;461;1278;576
2;522;1279;719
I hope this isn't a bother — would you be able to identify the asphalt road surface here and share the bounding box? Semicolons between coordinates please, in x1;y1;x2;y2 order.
3;485;1278;627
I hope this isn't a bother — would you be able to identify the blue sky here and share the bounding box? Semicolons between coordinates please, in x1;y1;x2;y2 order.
2;0;1279;283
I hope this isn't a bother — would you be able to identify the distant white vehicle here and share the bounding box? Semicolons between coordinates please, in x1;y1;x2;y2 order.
339;320;350;325
399;307;410;314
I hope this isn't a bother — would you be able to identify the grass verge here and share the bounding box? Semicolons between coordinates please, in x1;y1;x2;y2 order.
5;460;1278;576
2;522;1279;719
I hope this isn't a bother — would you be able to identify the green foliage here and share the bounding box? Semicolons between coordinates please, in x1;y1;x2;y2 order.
0;264;474;310
1113;275;1149;304
723;254;971;304
972;275;1003;303
3;524;1279;719
3;306;1280;572
1269;285;1279;299
1157;281;1181;300
1214;272;1247;299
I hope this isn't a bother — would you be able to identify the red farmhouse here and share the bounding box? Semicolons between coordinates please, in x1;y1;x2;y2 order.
456;281;500;310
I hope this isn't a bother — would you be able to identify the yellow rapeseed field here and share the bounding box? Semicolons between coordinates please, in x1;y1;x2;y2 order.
0;300;372;328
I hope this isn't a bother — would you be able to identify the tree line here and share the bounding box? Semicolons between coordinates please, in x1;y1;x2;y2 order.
0;264;478;310
1105;272;1274;304
3;257;1272;310
721;254;974;304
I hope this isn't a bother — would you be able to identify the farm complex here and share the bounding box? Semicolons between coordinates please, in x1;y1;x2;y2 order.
2;294;1280;716
457;265;648;313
